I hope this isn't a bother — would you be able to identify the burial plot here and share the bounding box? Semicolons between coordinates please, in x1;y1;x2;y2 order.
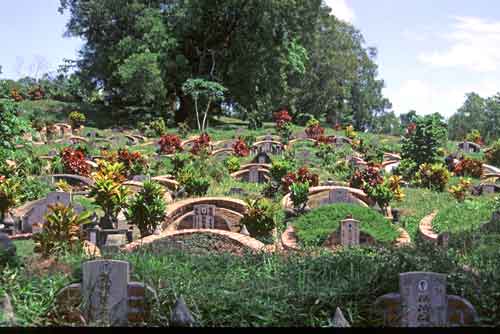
193;205;216;229
21;192;73;233
458;141;480;153
252;152;272;164
54;260;156;326
375;271;478;327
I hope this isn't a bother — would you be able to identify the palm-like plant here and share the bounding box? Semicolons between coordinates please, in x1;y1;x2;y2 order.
90;161;129;228
33;203;91;257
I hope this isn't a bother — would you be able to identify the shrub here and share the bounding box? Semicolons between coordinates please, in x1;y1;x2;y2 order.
293;203;399;247
305;118;324;140
387;175;405;202
125;181;166;238
190;133;211;155
401;114;448;170
0;177;19;218
177;165;210;196
114;149;148;177
68;111;86;128
0;100;29;150
349;165;384;191
290;182;310;213
282;167;318;193
17;177;51;203
270;158;295;183
178;121;190;137
170;152;191;177
393;159;418;182
448;178;472;202
453;157;483;178
149;117;167;137
60;147;90;176
28;85;45;100
273;110;292;129
224;156;241;173
345;125;357;139
415;163;450;192
232;138;249;157
159;134;183;155
366;183;394;210
466;129;483;146
33;204;91;257
240;197;277;237
485;140;500;167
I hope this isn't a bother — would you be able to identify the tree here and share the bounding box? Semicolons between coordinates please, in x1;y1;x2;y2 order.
182;78;227;133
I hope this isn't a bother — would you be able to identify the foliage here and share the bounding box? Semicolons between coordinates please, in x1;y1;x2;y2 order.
182;79;227;132
453;157;483;178
290;181;310;212
147;117;167;137
125;181;166;238
387;175;405;202
293;204;399;247
89;161;129;224
60;147;90;176
282;167;319;193
232;138;249;157
68;111;86;128
349;165;384;191
432;198;495;233
401;114;448;171
17;177;52;203
415;163;450;192
170;153;191;177
0;177;19;215
33;203;91;257
344;125;357;139
448;178;472;202
393;158;418;182
190;133;211;155
485;139;500;167
304;118;324;140
224;156;241;174
466;129;484;145
240;197;277;237
159;134;183;155
0;100;29;151
177;165;210;197
366;183;394;210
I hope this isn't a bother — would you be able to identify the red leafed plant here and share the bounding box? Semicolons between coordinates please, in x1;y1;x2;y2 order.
117;149;146;170
159;134;183;154
10;89;23;102
349;164;383;192
233;138;249;157
281;167;319;192
28;86;45;101
305;124;325;140
406;123;416;136
61;147;90;176
316;135;335;146
191;133;211;155
273;110;292;129
453;157;483;178
334;123;342;131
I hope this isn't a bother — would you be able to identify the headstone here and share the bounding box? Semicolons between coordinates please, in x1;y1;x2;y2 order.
462;142;470;153
82;260;130;326
328;189;352;204
482;184;496;194
132;175;149;182
331;307;350;327
193;205;216;229
104;234;127;248
22;192;72;233
248;167;260;183
399;272;447;327
227;188;247;197
170;296;195;327
340;218;360;247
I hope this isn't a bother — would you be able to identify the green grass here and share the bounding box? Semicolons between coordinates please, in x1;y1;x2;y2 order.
293;203;399;247
432;198;495;234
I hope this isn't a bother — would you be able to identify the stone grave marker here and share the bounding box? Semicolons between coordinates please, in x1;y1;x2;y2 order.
248;167;260;183
193;205;216;229
227;188;247;197
132;175;149;182
482;183;496;194
104;234;128;248
340;218;360;247
299;150;311;165
327;188;353;204
399;272;447;327
22;192;72;233
82;260;130;325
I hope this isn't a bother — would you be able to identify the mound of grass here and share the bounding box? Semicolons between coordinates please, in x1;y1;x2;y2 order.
432;198;495;234
292;203;399;247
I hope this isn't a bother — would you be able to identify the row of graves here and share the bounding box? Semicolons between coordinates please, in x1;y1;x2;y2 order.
1;129;483;327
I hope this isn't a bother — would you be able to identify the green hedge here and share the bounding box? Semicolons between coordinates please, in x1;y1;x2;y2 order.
293;203;399;247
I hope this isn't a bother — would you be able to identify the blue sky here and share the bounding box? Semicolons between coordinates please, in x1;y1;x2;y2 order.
1;1;499;118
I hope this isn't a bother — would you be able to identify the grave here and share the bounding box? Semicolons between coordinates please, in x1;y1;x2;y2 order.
340;218;360;247
320;189;357;206
226;188;248;197
374;271;478;327
21;192;77;233
248;167;260;183
193;205;216;229
251;152;272;164
458;141;480;153
54;260;156;325
86;226;133;249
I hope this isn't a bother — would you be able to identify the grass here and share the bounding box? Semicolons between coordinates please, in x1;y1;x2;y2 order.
292;203;400;247
432;198;495;234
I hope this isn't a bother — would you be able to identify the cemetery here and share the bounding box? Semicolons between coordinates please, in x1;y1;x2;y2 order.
2;0;500;328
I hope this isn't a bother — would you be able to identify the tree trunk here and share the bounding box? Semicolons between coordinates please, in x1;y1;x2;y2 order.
176;94;194;124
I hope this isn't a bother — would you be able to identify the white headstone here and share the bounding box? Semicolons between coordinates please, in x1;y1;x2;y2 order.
328;189;353;204
105;234;127;248
340;218;360;247
482;184;495;194
82;260;130;326
193;205;216;229
399;272;447;327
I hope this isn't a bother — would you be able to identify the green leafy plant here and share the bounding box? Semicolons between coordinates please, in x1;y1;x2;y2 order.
177;165;210;196
448;178;472;202
415;163;450;192
68;111;86;129
125;181;166;238
270;158;295;184
240;197;277;237
0;177;19;220
290;181;310;213
224;156;241;173
33;203;91;257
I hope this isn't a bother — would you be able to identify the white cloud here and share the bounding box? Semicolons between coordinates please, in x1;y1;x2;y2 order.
419;16;500;72
324;0;355;23
385;79;500;118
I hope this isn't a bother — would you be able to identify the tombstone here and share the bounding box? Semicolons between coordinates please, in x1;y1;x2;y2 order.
399;272;447;327
327;189;353;204
104;234;128;248
248;167;260;183
22;192;72;233
252;152;272;165
54;260;156;326
193;205;216;229
340;218;360;247
132;175;149;182
481;183;496;194
226;188;247;197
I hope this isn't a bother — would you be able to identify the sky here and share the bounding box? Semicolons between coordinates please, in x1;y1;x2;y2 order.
1;1;500;118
